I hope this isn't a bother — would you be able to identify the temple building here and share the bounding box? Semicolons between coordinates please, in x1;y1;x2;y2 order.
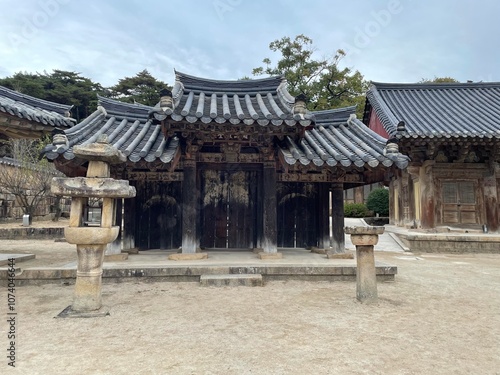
0;85;74;141
44;71;409;255
0;85;74;219
364;81;500;232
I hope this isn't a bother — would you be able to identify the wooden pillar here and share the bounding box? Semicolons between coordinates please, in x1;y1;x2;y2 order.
317;183;330;249
330;183;345;253
354;186;364;204
484;163;499;232
262;162;277;253
419;161;435;229
182;160;197;253
106;198;123;256
123;193;136;251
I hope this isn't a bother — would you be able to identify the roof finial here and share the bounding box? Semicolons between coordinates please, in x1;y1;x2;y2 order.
385;137;399;154
159;88;174;110
293;93;308;116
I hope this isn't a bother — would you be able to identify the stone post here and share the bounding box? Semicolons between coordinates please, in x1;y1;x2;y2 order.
51;135;135;316
344;226;384;303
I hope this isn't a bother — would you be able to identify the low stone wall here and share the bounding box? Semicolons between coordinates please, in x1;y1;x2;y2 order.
398;233;500;253
0;227;64;240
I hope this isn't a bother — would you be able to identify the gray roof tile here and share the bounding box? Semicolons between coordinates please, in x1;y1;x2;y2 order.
150;71;314;127
279;107;409;169
366;82;500;138
0;85;75;128
43;77;408;170
44;98;179;164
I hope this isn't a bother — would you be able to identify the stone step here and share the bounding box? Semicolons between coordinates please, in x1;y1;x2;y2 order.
200;274;263;287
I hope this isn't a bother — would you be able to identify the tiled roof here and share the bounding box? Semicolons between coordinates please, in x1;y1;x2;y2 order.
280;107;409;169
43;97;179;164
366;82;500;139
0;85;75;128
149;71;314;127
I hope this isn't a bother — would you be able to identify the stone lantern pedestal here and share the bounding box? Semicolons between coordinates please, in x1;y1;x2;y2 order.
344;226;384;303
52;135;135;317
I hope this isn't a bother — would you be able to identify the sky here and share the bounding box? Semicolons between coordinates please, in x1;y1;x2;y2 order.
1;0;499;87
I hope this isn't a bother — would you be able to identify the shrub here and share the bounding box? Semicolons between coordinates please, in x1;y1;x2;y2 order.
344;203;370;218
366;188;389;216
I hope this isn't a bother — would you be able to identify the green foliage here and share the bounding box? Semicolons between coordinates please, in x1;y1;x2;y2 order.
419;76;459;84
366;188;389;216
344;203;370;218
252;34;368;116
0;70;105;121
108;69;170;106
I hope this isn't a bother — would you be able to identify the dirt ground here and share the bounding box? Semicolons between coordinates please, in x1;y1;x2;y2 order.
1;237;500;374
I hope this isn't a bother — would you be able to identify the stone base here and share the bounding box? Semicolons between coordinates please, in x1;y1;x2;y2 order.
0;253;35;266
168;253;208;261
200;274;263;287
327;252;355;259
56;305;110;318
252;248;264;254
122;248;139;254
104;253;128;261
310;247;327;255
258;252;283;260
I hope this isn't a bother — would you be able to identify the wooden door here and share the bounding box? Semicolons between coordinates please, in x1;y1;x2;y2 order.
135;181;182;250
442;180;478;224
277;182;318;248
201;170;257;249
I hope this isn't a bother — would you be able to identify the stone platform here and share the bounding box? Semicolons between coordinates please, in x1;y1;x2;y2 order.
384;225;500;253
0;249;397;286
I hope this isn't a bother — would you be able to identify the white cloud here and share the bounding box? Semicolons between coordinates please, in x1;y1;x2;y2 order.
1;0;499;88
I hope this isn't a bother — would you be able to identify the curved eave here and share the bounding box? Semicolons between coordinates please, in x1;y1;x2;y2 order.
368;82;500;138
279;117;409;169
43;108;180;165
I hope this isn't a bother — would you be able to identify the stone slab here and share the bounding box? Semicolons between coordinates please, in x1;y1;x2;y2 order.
104;253;128;262
327;252;355;259
200;274;263;287
0;227;64;240
395;233;500;253
56;305;110;318
258;252;283;260
51;177;136;198
168;253;208;261
0;261;397;285
0;253;36;266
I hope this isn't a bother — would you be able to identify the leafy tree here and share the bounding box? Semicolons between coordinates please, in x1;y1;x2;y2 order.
252;35;368;115
366;188;389;216
109;69;170;106
0;137;61;224
419;76;459;84
344;203;370;218
0;70;104;121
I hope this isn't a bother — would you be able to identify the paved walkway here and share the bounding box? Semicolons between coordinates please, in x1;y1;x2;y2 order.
344;218;406;252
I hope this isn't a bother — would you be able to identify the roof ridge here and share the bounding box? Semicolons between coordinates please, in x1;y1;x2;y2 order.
312;105;357;115
174;70;285;85
0;84;73;114
371;81;500;90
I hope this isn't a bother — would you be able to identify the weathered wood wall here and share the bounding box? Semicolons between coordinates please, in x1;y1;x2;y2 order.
132;180;182;250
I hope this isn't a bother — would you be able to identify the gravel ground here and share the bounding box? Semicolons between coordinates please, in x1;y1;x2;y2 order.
1;248;499;374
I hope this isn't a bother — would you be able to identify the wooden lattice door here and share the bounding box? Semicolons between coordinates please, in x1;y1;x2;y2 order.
442;180;478;224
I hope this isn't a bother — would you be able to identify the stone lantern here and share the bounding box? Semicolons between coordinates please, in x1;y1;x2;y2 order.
344;226;385;303
52;135;136;316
